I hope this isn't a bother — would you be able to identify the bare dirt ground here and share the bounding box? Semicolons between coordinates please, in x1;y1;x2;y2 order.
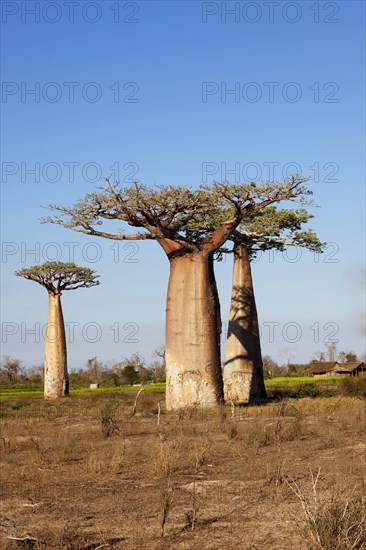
1;392;365;549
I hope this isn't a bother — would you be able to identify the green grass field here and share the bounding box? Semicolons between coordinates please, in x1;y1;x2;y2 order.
0;377;341;400
264;376;341;386
0;382;166;400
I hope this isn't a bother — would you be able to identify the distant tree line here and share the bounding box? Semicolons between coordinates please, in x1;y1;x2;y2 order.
0;350;165;386
1;346;363;386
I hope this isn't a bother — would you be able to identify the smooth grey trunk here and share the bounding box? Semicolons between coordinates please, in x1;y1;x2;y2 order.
223;241;267;403
165;251;224;410
44;292;69;399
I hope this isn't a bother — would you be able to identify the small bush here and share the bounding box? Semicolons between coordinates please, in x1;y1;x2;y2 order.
297;384;321;398
339;376;366;398
100;404;120;437
135;392;158;416
267;417;303;444
151;439;183;478
228;425;238;440
289;470;366;550
303;493;366;549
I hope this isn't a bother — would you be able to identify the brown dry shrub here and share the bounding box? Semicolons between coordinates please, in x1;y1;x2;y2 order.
288;470;366;550
135;393;159;416
150;434;212;480
246;416;303;451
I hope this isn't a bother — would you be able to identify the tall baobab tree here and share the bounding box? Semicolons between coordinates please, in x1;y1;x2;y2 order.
223;207;324;403
43;177;312;409
15;262;99;400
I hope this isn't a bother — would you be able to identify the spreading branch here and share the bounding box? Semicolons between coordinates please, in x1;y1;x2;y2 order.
42;176;316;255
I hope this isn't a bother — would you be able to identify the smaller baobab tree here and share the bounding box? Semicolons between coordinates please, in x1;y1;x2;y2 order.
223;207;325;403
15;262;99;400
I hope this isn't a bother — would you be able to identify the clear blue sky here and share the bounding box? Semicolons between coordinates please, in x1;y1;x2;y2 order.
1;0;365;368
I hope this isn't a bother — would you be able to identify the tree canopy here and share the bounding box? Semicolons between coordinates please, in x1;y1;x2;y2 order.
42;176;314;253
233;206;325;256
15;262;100;294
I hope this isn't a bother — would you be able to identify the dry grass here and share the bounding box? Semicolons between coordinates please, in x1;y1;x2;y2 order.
0;392;365;549
287;468;366;549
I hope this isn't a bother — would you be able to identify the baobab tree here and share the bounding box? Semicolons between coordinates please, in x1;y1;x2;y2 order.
15;262;99;399
223;207;324;403
43;177;312;409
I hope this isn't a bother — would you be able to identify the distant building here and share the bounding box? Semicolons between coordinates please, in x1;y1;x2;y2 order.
306;362;339;376
307;361;365;377
333;362;365;376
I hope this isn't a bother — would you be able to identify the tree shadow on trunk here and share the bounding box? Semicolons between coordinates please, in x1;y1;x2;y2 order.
225;285;266;401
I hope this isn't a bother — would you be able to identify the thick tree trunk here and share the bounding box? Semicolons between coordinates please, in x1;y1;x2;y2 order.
44;292;68;400
223;242;267;403
165;251;224;410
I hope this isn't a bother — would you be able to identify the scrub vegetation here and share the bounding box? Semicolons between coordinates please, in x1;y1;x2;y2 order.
1;391;365;549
